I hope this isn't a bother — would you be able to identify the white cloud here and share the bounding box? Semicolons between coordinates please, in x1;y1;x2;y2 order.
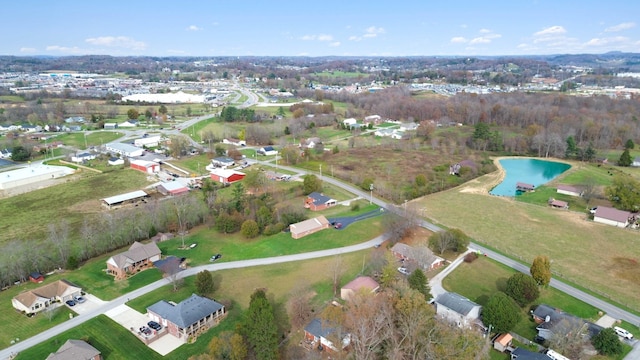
479;28;492;34
585;36;628;46
187;25;202;31
45;45;84;54
605;22;635;32
534;25;566;37
19;47;37;53
470;37;491;44
85;36;147;50
329;41;341;47
349;35;360;41
301;34;333;41
349;26;385;41
451;37;467;43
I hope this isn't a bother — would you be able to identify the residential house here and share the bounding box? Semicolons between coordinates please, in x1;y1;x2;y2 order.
105;142;144;157
12;280;82;315
157;181;189;196
363;114;382;125
399;122;419;131
304;192;337;211
257;146;278;156
304;318;351;353
210;156;235;168
374;128;394;137
147;294;226;342
119;119;139;128
64;116;86;124
390;242;445;271
289;215;330;239
556;184;583;197
593;206;633;228
103;123;118;130
106;241;161;280
46;339;101;360
21;124;42;133
434;292;482;328
71;152;97;163
391;131;405;140
342;118;357;127
108;157;124;166
300;137;322;149
130;159;159;174
493;333;513;352
340;276;380;301
633;157;640;167
532;304;603;341
510;347;550;360
210;168;246;185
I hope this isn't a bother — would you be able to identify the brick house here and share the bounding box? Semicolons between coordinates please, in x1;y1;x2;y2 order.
106;241;161;280
304;192;337;211
147;294;226;342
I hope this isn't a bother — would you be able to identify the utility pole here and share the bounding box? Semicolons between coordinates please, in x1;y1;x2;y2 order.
369;183;374;205
319;164;322;179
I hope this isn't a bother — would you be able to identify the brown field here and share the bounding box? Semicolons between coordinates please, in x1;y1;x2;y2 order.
413;158;640;311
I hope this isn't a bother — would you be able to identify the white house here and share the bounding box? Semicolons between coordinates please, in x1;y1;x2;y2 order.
434;292;482;328
134;136;161;148
343;118;357;127
71;152;97;163
593;206;632;228
633;157;640;167
363;114;382;125
103;123;118;130
119;120;139;128
257;146;278;156
399;122;419;131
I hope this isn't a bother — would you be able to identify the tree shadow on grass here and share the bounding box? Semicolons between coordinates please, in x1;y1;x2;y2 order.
496;277;508;292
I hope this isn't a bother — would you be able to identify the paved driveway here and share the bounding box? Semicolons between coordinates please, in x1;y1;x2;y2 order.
69;294;107;315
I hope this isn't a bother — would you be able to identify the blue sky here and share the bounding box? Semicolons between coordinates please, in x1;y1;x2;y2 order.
2;0;639;57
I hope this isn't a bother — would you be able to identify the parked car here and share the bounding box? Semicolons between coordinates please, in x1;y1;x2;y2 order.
589;206;598;214
148;321;162;331
210;254;222;262
397;267;410;275
189;243;197;249
614;326;633;340
74;296;86;303
65;299;76;307
334;222;343;229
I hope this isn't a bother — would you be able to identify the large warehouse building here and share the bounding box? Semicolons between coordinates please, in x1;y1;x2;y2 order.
0;165;75;191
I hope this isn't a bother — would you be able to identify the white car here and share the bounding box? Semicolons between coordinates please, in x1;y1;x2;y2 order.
397;267;410;275
614;326;633;340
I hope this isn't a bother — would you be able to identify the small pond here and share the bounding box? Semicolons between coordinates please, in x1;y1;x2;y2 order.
490;158;571;196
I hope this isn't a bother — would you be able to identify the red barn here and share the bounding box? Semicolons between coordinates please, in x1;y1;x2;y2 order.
210;168;245;185
130;159;159;174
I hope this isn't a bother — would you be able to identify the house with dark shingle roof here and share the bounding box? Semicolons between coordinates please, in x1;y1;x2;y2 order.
593;206;632;228
106;241;161;280
434;292;482;328
532;304;603;341
304;318;351;353
46;339;101;360
304;192;337;211
147;294;225;342
509;347;549;360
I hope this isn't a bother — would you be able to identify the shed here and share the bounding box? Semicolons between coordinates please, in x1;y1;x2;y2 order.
549;199;568;209
157;181;189;196
210;168;246;184
130;159;159;174
516;182;535;192
29;272;44;283
102;190;148;209
556;184;583;197
593;206;632;228
493;333;513;352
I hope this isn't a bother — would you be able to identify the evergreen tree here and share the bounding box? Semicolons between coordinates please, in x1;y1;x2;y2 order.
530;255;552;286
195;270;214;296
565;136;578;158
482;292;520;333
584;143;596;162
243;289;279;360
592;328;623;356
505;273;540;307
625;139;635;150
618;149;632;167
407;269;430;300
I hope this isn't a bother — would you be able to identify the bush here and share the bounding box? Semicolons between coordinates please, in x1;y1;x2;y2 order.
505;273;540;307
241;220;260;239
351;203;360;211
464;252;478;263
263;223;285;236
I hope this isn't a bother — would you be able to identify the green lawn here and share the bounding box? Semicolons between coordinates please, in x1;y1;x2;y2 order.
17;250;371;359
52;131;124;149
0;168;150;243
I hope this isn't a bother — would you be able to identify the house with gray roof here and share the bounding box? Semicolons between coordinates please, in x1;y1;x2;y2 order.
304;192;337;211
304;318;351;353
46;339;101;360
434;292;482;328
106;241;161;280
532;304;603;341
147;294;226;342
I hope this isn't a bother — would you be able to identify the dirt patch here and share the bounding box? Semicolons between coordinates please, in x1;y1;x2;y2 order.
610;257;640;285
401;226;433;246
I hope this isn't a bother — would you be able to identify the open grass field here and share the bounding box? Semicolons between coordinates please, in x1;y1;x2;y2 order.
443;256;632;360
0;168;151;242
51;131;124;149
415;158;640;312
15;250;371;359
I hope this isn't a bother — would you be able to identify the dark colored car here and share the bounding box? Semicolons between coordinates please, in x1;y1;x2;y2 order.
148;321;162;331
65;299;76;307
210;254;222;262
